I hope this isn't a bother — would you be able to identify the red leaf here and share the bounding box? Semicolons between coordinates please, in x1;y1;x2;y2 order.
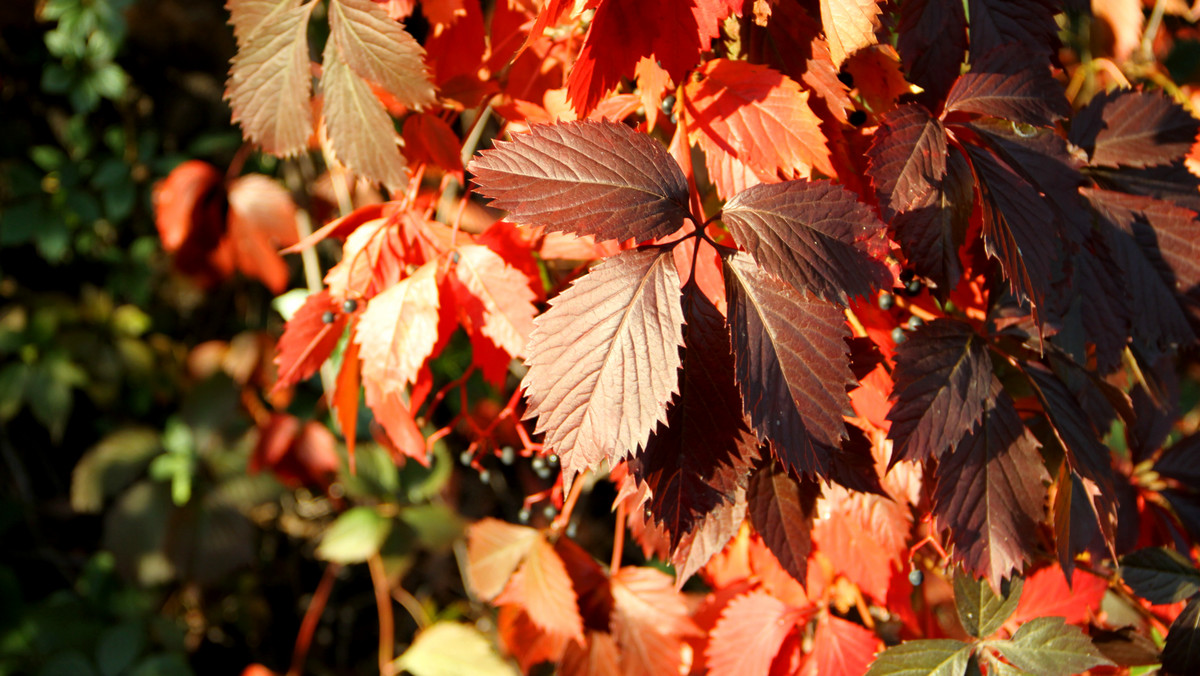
225;174;298;293
724;253;854;480
561;631;624;676
354;261;441;395
683;59;834;198
897;0;966;104
886;319;993;468
522;250;685;485
805;614;879;676
321;39;407;190
327;0;434;110
943;46;1068;127
1009;564;1107;627
226;0;317;156
609;566;698;676
747;466;819;585
497;605;571;672
401;113;464;181
274;290;348;391
364;379;427;464
1022;363;1116;495
250;414;340;488
932;386;1048;588
812;486;910;601
451;243;537;359
668;493;748;586
706;591;801;676
495;535;585;644
153;160;224;255
1070;89;1200;170
333;326;361;465
468;121;692;244
966;0;1061;62
819;0;881;69
465;517;541;600
721;180;889;306
866;104;947;221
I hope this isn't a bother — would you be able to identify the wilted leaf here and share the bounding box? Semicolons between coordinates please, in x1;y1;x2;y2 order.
705;590;799;676
316;506;392;563
469;121;692;244
990;616;1114;675
354;261;441;395
465;517;540;600
522;250;684;484
396;622;519;676
1120;547;1200;605
747;466;818;585
724;253;854;479
864;639;973;676
721;180;890;305
953;572;1023;639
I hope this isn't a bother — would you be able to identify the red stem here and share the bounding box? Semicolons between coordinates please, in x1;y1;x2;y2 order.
287;562;341;676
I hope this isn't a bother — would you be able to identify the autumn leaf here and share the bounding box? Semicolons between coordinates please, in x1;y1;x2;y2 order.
746;465;818;585
469;121;692;244
495;535;584;643
705;590;800;676
889;147;973;297
451;243;537;359
226;0;317;156
806;613;880;676
1010;564;1108;626
943;46;1069;127
966;0;1061;62
274;290;348;391
326;0;434;111
1070;89;1200;170
321;39;408;191
812;485;911;601
896;0;966;104
683;59;833;197
866;104;947;221
609;566;697;676
465;517;541;600
522;250;684;484
225;173;298;293
819;0;881;69
354;261;441;395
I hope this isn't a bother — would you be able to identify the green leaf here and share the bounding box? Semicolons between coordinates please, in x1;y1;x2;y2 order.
399;503;466;553
71;427;162;513
988;616;1115;676
394;622;518;676
316;506;392;564
0;362;29;421
1121;547;1200;605
954;571;1024;638
39;651;98;676
865;639;973;676
96;622;145;676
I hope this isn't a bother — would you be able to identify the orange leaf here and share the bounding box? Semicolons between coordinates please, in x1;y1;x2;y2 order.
333;327;361;466
497;605;572;672
609;566;698;676
364;379;427;464
842;44;909;117
811;485;910;601
802;613;879;676
465;517;541;600
226;174;298;293
354;260;441;395
323;214;394;301
819;0;881;69
561;631;624;676
495;536;585;643
706;591;802;676
452;243;538;359
1008;564;1108;627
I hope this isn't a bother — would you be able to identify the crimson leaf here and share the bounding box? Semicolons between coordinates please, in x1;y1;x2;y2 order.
1069;88;1200;169
469;121;692;244
966;0;1060;62
522;250;685;485
944;46;1068;127
747;464;819;584
720;180;890;306
891;147;973;297
886;319;993;468
1022;364;1115;492
867;104;948;221
933;385;1048;588
724;252;854;480
897;0;967;105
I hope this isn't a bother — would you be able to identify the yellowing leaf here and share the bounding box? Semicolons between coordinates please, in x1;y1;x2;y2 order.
315;506;392;563
820;0;881;69
452;243;537;359
354;261;440;395
396;622;519;676
226;0;317;156
466;517;540;600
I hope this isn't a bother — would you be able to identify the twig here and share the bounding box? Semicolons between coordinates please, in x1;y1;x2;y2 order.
287;562;341;676
368;553;396;676
610;500;627;572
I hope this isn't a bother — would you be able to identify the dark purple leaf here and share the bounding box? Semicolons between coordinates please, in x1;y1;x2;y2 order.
522;249;684;485
1052;469;1113;578
867;104;948;221
891;146;974;297
933;385;1048;588
1120;547;1200;605
1022;363;1114;490
1163;595;1200;675
724;252;854;479
1156;434;1200;486
668;487;748;584
1087;162;1200;214
1070;89;1200;169
966;0;1061;62
1091;626;1163;668
944;46;1068;126
1053;240;1132;374
468;121;691;243
897;0;968;106
831;425;887;496
887;319;994;467
720;180;890;306
747;464;820;584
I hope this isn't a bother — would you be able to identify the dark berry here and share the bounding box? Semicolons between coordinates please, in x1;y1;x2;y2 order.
891;327;907;344
343;298;358;313
451;251;461;264
661;94;676;116
849;110;868;127
321;311;336;324
904;278;923;297
907;316;925;330
878;291;894;311
899;269;916;283
837;71;855;88
909;568;924;586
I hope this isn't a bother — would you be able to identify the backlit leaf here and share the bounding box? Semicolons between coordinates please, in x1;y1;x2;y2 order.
225;173;298;293
890;147;973;296
725;253;854;479
866;104;947;221
953;572;1023;639
1009;565;1108;626
1070;88;1199;169
396;622;519;676
1120;547;1200;605
820;0;881;69
721;180;889;306
226;0;316;156
495;536;584;643
327;0;434;110
865;639;973;676
667;491;747;586
991;616;1114;676
944;46;1068;127
469;121;692;244
887;319;992;467
465;517;540;600
321;39;407;191
933;387;1048;588
705;590;799;676
274;290;348;391
810;613;880;676
522;250;684;484
354;261;440;395
316;506;392;563
747;465;818;585
609;566;697;676
452;243;537;359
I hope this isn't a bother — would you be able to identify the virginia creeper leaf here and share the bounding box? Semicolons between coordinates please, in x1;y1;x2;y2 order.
522;250;685;485
333;329;361;463
226;0;316;156
886;319;992;467
812;485;912;601
561;631;623;676
667;491;747;586
990;616;1115;676
354;261;441;395
897;0;967;105
724;253;854;479
1070;88;1200;169
890;147;973;297
721;180;890;306
469;121;692;244
1120;547;1200;605
747;466;818;586
609;566;698;676
705;590;798;676
1022;364;1114;490
225;174;299;293
820;0;881;69
682;59;834;195
810;613;880;676
465;517;540;600
1156;433;1200;485
321;39;407;191
1163;594;1200;674
494;536;585;644
316;506;392;563
1009;565;1108;626
451;243;537;359
944;46;1068;127
274;290;348;391
953;572;1023;639
866;104;947;221
933;387;1048;588
327;0;435;110
396;622;519;676
864;639;973;676
966;0;1061;62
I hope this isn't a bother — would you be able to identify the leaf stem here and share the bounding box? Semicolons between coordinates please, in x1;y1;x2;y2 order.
391;584;432;630
287;562;341;676
551;472;587;536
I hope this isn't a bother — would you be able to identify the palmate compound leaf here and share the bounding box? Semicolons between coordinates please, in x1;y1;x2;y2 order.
1069;88;1200;170
451;243;537;359
705;590;800;676
631;283;758;548
886;319;992;467
808;613;881;676
943;45;1069;127
989;617;1115;676
864;639;973;676
896;0;967;105
494;535;584;644
866;104;947;221
933;384;1049;589
522;250;685;485
747;465;819;585
965;0;1061;62
890;146;973;297
226;0;317;156
1163;593;1200;674
953;572;1023;639
468;121;692;244
321;39;407;191
724;252;854;480
354;261;440;396
720;181;890;306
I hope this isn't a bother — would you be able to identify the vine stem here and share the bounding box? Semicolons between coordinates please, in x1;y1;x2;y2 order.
610;500;627;572
287;562;341;676
391;585;432;630
551;472;586;536
368;553;396;676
